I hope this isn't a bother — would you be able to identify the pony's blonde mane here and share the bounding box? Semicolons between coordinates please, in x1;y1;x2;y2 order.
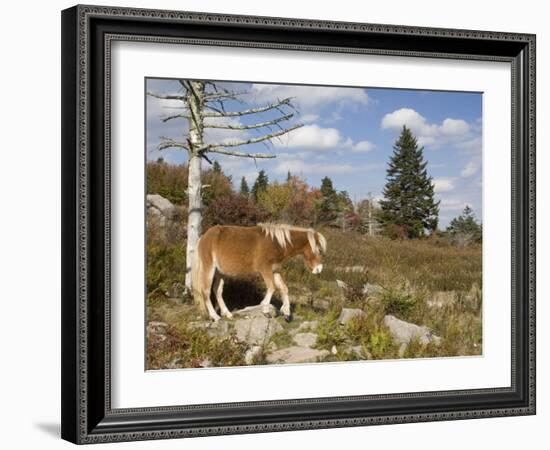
258;223;327;255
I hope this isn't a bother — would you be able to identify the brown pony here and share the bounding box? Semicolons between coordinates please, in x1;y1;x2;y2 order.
191;223;327;322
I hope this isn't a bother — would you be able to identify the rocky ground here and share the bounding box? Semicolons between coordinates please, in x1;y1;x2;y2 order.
146;278;454;369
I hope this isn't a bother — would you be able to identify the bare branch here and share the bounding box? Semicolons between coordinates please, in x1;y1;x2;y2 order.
204;113;294;130
199;123;303;152
147;91;185;101
157;140;189;151
161;113;191;122
204;90;249;101
207;148;276;159
203;97;294;117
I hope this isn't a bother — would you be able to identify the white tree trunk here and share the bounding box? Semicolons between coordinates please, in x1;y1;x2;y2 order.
185;153;202;291
185;81;205;292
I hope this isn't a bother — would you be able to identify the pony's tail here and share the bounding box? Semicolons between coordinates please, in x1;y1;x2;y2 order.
191;238;207;316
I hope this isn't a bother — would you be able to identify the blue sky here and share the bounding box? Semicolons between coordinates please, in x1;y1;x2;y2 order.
146;79;482;227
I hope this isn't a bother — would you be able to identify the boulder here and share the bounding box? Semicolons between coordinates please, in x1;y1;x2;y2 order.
383;315;442;346
244;346;263;365
147;194;175;218
338;308;367;325
234;305;283;346
293;332;318;348
147;194;176;227
266;346;330;364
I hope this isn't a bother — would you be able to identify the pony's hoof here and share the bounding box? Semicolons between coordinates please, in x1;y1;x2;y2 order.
223;312;233;319
283;314;292;323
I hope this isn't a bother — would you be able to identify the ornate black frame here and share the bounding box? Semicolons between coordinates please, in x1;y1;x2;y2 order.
61;4;536;444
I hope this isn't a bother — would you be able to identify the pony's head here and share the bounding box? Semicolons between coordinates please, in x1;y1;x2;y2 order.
303;230;327;274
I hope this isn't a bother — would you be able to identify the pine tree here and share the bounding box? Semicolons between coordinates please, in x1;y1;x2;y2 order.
447;205;482;245
240;176;250;197
317;176;339;224
379;126;439;238
251;170;269;201
212;160;222;173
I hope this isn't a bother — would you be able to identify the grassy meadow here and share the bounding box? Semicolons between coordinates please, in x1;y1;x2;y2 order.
147;222;482;369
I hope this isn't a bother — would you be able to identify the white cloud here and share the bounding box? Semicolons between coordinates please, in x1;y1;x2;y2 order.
301;113;320;123
352;140;375;153
274;124;341;149
439;198;469;212
249;84;368;111
433;178;455;193
461;161;479;177
440;118;470;136
274;124;374;153
381;108;475;149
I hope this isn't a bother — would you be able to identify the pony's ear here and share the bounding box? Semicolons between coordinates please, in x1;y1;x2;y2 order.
316;232;327;254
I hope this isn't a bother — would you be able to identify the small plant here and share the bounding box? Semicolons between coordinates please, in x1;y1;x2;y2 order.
379;285;417;319
366;330;395;359
315;308;346;350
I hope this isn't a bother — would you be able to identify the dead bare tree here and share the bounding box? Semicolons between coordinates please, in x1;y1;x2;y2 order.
148;80;303;292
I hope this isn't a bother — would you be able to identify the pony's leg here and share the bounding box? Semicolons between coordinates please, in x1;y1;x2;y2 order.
212;273;232;319
202;264;220;321
259;271;276;316
274;273;291;321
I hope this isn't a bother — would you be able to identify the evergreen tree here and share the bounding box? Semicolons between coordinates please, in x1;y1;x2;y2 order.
286;170;292;182
379;126;439;238
447;205;482;245
212;160;222;173
251;170;269;201
317;176;339;224
240;176;250;197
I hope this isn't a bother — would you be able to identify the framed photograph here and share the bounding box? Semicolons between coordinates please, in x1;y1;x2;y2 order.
61;4;536;444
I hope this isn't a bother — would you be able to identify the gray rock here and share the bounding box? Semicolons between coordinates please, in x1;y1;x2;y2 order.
362;283;383;296
244;346;263;365
383;315;442;346
147;194;176;219
293;332;318;348
266;346;330;364
234;308;283;346
336;279;349;290
147;321;168;335
350;345;364;358
338;308;367;325
188;319;230;338
312;299;330;311
335;266;367;273
166;282;185;298
297;321;319;332
235;304;277;318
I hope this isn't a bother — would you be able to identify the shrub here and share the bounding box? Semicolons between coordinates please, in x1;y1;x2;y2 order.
146;161;233;207
380;223;409;240
203;193;271;228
